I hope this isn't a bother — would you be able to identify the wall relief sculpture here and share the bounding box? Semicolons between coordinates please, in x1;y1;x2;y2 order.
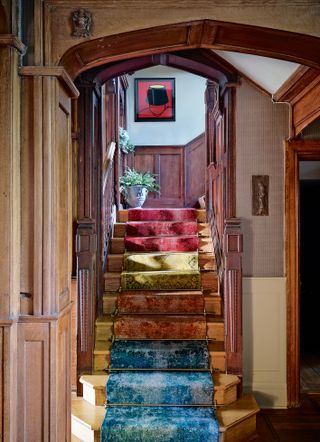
71;9;92;38
252;175;269;216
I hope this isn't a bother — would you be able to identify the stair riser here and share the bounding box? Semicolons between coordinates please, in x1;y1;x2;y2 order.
219;415;257;442
104;271;218;292
103;293;222;315
94;350;226;373
96;319;224;341
117;294;205;314
113;318;207;340
110;237;213;254
117;210;206;223
107;253;215;272
71;419;98;442
120;272;201;291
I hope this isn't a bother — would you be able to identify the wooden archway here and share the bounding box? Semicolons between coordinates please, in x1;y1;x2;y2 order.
60;20;320;79
62;19;320;408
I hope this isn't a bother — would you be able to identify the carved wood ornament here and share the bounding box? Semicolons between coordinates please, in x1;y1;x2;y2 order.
71;9;92;38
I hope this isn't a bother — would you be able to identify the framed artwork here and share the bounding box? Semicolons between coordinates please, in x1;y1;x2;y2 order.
134;78;176;122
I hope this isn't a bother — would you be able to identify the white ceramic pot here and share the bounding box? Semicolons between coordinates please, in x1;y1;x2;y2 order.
125;185;148;208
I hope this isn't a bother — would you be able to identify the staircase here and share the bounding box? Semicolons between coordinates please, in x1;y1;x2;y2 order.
72;209;259;441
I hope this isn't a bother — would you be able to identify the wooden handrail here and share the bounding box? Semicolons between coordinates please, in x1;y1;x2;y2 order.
102;141;116;193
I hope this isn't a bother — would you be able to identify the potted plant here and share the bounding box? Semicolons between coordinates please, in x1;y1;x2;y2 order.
119;127;135;154
119;167;160;208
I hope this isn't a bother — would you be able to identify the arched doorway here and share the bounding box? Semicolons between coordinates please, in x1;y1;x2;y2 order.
66;21;320;410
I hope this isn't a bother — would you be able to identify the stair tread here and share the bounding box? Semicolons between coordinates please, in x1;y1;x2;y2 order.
80;375;108;389
72;398;105;430
118;290;203;296
95;340;225;355
80;373;239;392
217;394;259;430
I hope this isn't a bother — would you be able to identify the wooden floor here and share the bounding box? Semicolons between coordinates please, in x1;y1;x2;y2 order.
251;353;320;441
252;394;320;441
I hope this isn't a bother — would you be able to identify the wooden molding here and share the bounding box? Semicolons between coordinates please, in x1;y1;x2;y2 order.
59;19;320;79
19;66;79;98
273;66;317;103
285;139;320;407
0;34;26;53
273;66;320;135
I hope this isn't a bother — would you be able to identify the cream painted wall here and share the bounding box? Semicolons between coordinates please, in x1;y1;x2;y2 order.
127;66;206;146
243;277;287;408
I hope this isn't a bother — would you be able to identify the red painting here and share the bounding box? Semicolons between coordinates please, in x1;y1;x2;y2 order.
135;78;176;122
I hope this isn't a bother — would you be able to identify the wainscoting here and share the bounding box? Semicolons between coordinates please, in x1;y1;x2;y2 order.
129;134;205;208
243;277;287;408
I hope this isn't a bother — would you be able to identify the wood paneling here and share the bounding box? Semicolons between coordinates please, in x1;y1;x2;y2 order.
132;146;185;208
285;140;320;407
185;133;206;207
17;322;50;441
0;43;21;319
56;310;72;442
56;85;72;312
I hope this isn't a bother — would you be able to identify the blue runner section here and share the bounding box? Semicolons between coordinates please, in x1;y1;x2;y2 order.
101;406;219;442
110;340;210;369
106;371;214;405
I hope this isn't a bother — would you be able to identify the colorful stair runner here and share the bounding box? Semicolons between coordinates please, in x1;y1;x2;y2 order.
101;208;219;441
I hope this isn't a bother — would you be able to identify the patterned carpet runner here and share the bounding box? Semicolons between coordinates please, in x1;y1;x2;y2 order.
101;208;219;441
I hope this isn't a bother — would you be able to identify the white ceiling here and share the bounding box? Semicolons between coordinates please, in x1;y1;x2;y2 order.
214;50;300;95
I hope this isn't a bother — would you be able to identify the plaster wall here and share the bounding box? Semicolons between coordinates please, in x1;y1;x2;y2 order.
127;66;206;146
43;1;320;66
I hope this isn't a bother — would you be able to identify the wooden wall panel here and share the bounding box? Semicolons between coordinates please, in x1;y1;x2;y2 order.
132;146;185;208
293;77;320;135
185;133;206;207
56;86;72;312
0;327;3;440
56;311;71;442
17;322;50;442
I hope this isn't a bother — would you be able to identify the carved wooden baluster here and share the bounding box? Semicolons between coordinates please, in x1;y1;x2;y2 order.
76;220;97;383
223;218;243;378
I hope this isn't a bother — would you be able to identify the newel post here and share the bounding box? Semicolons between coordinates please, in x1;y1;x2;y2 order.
223;218;243;377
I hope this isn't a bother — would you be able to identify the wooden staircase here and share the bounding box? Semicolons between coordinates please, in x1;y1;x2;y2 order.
72;209;259;441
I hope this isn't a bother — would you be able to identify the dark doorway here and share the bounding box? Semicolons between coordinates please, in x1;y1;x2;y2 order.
300;179;320;394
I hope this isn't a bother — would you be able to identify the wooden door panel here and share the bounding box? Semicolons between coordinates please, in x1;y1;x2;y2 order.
132;146;184;207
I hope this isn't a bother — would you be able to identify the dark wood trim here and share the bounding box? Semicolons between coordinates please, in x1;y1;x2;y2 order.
0;34;26;53
94;50;238;88
273;67;320;136
60;20;320;79
223;218;243;377
273;66;318;103
285;139;320;407
19;66;79;98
